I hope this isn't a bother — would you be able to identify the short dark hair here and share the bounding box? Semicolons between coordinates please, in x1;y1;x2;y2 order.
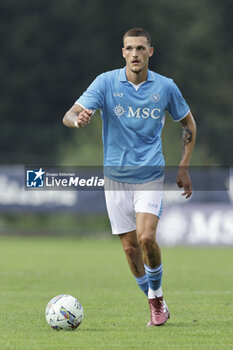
123;28;151;46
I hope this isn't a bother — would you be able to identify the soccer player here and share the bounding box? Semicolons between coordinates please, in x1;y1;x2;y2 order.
63;28;196;326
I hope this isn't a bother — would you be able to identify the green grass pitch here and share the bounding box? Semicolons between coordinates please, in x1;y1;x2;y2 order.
0;236;232;350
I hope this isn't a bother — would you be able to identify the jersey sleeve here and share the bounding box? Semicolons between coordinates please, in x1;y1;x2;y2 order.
167;81;190;121
75;74;105;110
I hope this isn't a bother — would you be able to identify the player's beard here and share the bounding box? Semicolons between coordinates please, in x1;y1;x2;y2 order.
130;66;143;74
129;60;148;75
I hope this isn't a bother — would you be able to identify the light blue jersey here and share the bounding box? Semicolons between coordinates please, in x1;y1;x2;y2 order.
76;67;190;183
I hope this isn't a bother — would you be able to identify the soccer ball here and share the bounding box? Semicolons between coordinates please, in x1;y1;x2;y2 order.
45;294;84;330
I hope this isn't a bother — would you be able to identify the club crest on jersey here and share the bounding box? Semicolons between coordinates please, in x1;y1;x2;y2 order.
150;93;161;103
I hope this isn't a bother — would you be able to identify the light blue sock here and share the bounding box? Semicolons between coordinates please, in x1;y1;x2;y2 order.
144;263;163;291
134;274;148;296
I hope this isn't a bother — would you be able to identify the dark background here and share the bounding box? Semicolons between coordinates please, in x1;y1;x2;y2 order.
0;0;232;166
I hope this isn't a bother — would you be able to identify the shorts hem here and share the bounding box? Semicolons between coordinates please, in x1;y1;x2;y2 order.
135;210;162;218
112;226;136;235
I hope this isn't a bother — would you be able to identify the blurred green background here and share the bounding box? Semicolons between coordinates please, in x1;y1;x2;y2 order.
0;0;232;235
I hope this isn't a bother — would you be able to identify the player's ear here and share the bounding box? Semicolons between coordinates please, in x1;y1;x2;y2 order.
149;46;154;57
122;47;125;58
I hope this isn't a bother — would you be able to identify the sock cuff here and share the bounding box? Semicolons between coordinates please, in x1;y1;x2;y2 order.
134;274;148;285
144;263;163;276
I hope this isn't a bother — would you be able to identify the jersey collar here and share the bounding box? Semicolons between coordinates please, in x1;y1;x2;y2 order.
119;67;155;82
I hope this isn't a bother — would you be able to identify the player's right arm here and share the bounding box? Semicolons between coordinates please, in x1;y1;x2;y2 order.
63;104;92;128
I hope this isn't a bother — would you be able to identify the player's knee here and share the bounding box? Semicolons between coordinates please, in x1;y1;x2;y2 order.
123;242;139;259
138;231;156;249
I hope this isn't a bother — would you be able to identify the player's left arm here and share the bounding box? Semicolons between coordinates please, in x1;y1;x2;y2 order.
176;111;196;198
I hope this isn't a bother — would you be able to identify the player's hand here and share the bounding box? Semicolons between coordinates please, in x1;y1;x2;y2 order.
176;166;192;198
76;108;93;127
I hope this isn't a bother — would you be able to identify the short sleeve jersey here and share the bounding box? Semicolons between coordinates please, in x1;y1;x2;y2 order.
76;67;190;183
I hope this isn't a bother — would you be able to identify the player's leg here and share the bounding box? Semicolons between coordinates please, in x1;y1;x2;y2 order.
136;212;170;326
136;213;162;295
133;179;170;326
104;177;148;296
119;230;148;296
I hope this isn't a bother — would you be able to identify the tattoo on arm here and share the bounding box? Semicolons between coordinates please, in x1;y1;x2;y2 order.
182;126;192;152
